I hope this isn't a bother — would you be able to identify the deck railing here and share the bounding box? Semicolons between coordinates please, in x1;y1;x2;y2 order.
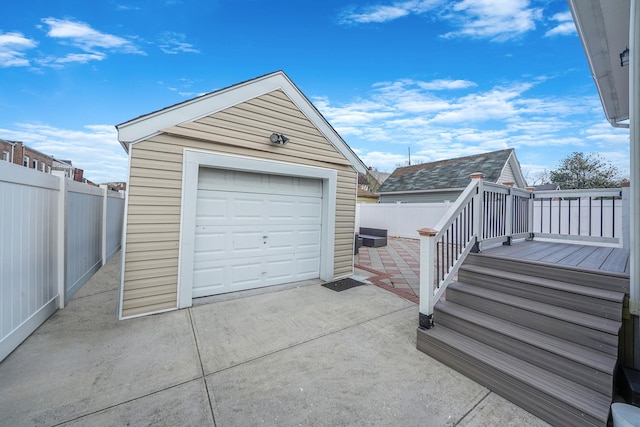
418;175;627;329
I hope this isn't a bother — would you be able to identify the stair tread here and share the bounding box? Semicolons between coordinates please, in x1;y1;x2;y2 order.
467;252;629;293
419;325;612;422
459;263;625;302
449;281;622;335
436;300;617;373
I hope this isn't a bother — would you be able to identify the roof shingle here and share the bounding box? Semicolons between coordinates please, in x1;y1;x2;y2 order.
378;149;514;193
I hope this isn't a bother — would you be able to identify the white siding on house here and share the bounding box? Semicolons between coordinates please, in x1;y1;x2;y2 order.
121;89;357;318
499;162;516;186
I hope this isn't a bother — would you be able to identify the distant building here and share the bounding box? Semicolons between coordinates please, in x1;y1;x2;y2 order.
1;139;53;173
377;148;527;203
533;183;561;191
101;182;127;192
1;138;85;182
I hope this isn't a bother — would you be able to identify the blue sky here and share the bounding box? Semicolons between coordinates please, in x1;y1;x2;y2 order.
0;0;630;184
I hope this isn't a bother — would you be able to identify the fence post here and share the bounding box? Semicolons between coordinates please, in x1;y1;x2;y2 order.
100;185;108;266
56;175;66;309
418;228;437;329
470;173;485;250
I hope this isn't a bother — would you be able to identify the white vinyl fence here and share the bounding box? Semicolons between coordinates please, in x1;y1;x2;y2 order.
356;202;452;239
0;162;125;362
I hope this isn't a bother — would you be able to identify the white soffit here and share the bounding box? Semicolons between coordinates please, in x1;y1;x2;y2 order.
569;0;630;125
116;71;367;174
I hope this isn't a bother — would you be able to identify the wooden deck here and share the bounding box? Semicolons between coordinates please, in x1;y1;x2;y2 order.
481;240;630;276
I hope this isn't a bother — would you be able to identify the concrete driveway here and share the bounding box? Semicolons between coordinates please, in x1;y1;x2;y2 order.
0;253;549;426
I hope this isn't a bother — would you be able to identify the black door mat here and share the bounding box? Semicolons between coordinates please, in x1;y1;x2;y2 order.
321;278;366;292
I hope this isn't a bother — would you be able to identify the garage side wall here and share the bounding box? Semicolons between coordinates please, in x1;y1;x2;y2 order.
122;89;357;318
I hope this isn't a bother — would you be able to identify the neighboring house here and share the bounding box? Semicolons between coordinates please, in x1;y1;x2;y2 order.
357;188;380;203
101;181;127;192
1;139;53;173
356;172;380;203
0;139;86;182
51;158;84;182
533;183;561;191
368;167;391;191
377;148;527;203
116;71;367;319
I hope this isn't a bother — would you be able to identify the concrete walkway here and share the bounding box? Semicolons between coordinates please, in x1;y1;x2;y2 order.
0;252;550;427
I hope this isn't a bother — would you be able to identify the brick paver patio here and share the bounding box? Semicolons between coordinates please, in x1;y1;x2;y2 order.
355;237;421;304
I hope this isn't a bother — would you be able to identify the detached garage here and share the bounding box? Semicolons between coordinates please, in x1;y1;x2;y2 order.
116;71;367;319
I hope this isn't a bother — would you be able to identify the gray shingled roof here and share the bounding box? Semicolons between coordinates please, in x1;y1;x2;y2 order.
378;149;514;193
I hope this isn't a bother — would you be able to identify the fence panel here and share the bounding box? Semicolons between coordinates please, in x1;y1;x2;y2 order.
356;202;451;239
65;181;104;303
0;163;60;362
0;162;125;362
106;193;125;262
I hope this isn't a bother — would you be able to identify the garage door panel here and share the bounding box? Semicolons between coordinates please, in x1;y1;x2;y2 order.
298;229;322;250
192;266;225;298
195;194;227;219
194;230;227;256
297;201;322;220
193;168;323;297
296;255;322;276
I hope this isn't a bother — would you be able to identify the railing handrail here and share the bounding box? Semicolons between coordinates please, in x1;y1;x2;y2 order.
533;188;621;199
418;179;627;330
429;179;480;242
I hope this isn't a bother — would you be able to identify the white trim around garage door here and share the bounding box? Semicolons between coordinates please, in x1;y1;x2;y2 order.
177;149;337;309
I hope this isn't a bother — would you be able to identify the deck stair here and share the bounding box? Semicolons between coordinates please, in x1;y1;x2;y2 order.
417;251;629;427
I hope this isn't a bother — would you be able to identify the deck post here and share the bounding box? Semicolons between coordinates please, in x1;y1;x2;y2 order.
417;227;437;328
470;173;485;250
504;182;514;245
525;186;535;239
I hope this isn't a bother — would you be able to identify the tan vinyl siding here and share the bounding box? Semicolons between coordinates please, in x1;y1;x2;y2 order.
122;89;358;317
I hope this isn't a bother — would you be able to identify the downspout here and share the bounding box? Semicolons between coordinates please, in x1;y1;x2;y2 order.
630;0;640;368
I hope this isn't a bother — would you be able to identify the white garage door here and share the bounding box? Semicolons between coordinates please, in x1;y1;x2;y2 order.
192;168;323;298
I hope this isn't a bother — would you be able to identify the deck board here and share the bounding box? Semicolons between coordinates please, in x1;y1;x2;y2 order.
482;240;629;276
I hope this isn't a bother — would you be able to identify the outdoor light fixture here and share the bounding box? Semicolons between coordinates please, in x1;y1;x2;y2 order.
620;47;630;67
269;133;289;144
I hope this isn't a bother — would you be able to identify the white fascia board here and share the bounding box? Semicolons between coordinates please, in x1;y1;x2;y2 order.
116;71;367;174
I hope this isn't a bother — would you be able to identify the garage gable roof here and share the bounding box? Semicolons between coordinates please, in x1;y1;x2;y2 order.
116;71;367;174
378;148;526;194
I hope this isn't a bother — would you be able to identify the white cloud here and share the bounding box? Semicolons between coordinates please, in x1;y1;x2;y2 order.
41;17;145;61
158;32;200;54
339;0;542;41
0;123;128;183
338;0;441;24
115;4;141;11
545;11;576;37
0;32;37;67
312;76;629;176
442;0;543;42
417;79;477;90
